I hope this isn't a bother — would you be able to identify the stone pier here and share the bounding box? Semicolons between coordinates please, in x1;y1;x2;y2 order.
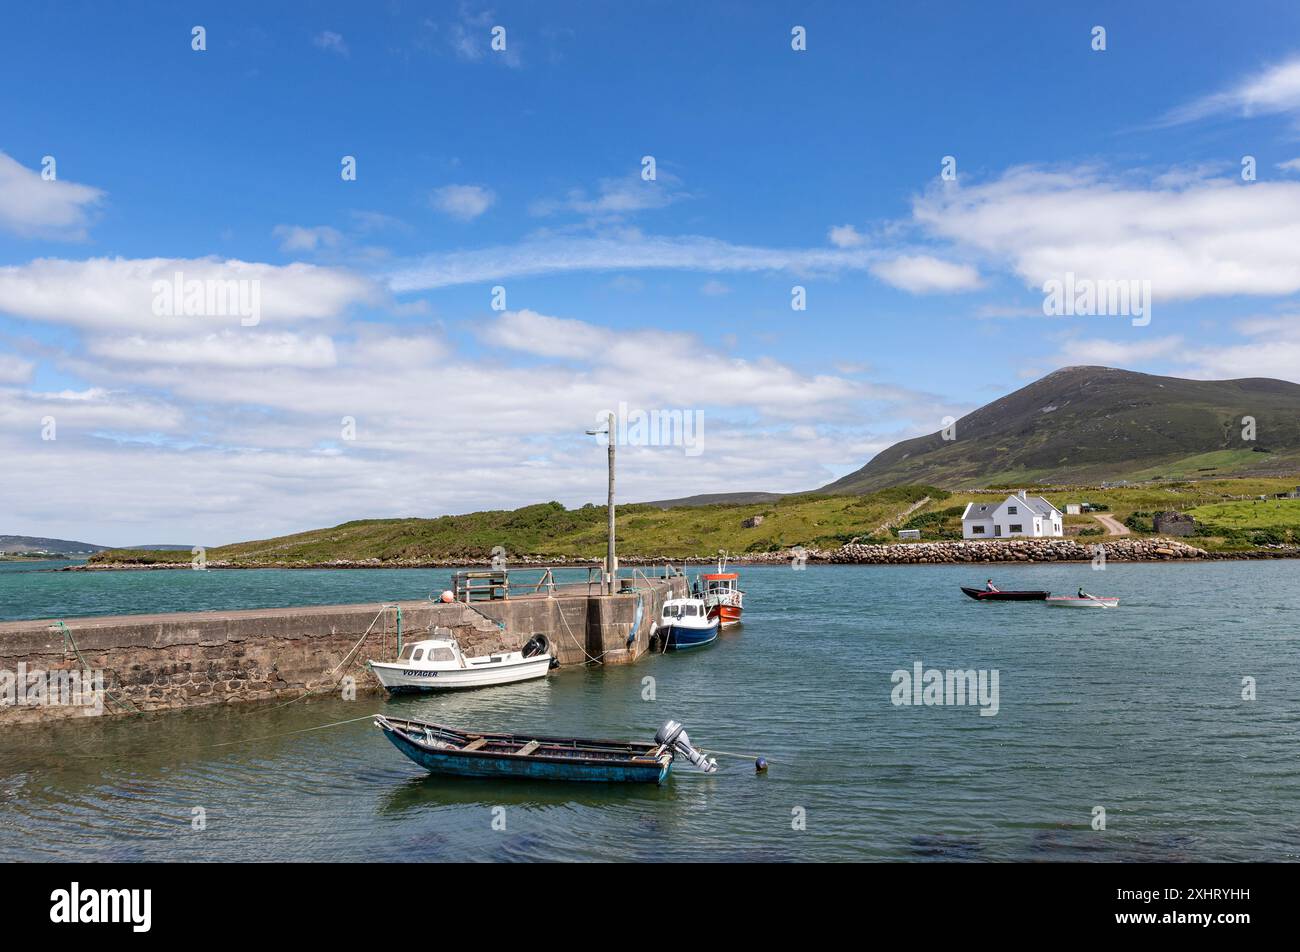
0;575;687;727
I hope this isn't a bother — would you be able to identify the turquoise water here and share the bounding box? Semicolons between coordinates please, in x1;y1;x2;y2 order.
0;560;465;622
1;560;1298;861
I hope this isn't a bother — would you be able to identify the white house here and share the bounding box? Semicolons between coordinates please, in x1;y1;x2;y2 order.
962;491;1063;539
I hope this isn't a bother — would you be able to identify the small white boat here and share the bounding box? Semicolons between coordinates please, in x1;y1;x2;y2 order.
656;597;719;650
1045;596;1119;608
369;629;554;692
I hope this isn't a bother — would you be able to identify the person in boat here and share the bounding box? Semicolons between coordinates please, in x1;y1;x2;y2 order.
1077;586;1092;599
984;579;999;593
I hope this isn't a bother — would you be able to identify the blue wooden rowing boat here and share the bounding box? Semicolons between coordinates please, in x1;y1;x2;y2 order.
374;716;716;784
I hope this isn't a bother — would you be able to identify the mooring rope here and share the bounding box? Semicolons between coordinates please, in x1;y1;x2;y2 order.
202;712;378;749
701;747;786;766
552;595;607;663
264;603;396;711
50;620;142;716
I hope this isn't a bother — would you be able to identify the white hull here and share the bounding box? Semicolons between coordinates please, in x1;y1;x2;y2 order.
371;654;552;691
1046;597;1119;608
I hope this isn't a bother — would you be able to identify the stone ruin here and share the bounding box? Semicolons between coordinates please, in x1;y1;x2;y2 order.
1153;511;1196;536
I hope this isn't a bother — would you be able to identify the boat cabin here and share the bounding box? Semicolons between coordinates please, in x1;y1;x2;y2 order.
699;573;739;597
662;598;707;621
397;638;465;667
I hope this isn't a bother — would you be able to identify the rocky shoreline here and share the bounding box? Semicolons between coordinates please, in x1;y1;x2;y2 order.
68;536;1300;571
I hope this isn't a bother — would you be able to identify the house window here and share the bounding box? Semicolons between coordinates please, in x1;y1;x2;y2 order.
1009;524;1023;533
972;525;986;534
1007;506;1018;515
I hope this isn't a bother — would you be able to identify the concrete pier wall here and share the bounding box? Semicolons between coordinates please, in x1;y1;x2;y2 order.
0;576;686;727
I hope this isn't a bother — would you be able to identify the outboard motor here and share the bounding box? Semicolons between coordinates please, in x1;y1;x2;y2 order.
655;720;718;773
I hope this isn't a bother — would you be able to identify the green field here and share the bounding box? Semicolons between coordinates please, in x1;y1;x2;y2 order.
1188;498;1300;528
1184;497;1300;546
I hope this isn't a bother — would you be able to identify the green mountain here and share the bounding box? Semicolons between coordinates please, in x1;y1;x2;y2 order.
820;366;1300;493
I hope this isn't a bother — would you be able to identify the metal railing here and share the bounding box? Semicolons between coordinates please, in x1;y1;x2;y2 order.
451;563;683;602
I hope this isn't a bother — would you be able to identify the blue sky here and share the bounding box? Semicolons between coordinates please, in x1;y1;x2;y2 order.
4;1;1300;544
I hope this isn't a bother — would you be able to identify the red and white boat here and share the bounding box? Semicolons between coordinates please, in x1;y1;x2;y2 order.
695;555;745;627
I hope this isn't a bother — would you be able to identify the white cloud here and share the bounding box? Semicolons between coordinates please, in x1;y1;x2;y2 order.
313;31;349;56
0;257;379;331
870;255;982;293
0;151;104;239
1161;56;1300;125
386;234;880;291
1278;158;1300;173
430;185;495;221
531;175;686;220
447;12;522;68
1037;315;1300;384
0;293;943;543
828;224;866;248
700;279;730;296
1047;335;1185;367
1173;314;1300;381
272;224;344;252
913;165;1300;301
87;331;339;369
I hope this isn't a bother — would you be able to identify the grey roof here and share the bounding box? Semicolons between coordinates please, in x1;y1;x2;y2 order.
963;495;1061;520
1021;495;1061;517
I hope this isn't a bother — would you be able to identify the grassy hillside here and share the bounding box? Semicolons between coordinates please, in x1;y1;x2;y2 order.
821;366;1300;493
92;486;944;565
90;479;1300;566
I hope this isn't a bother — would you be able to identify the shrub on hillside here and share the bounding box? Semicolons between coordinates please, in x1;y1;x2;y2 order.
1124;511;1154;532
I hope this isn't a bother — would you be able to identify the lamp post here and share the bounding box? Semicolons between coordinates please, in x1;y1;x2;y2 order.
586;411;616;595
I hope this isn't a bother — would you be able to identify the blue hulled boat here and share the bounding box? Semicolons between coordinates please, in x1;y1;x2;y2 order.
374;716;718;784
659;596;719;650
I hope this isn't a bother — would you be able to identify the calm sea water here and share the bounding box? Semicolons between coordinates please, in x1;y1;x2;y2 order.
1;559;1297;861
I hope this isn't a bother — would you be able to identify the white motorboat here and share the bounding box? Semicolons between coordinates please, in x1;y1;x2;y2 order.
655;597;719;650
369;629;554;692
1045;596;1119;608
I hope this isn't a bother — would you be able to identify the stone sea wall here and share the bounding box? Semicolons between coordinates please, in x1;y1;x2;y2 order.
738;536;1213;565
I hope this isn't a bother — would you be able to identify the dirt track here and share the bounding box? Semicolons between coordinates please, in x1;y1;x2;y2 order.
1092;513;1130;536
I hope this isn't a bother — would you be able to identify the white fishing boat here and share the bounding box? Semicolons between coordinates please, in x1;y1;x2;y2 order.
369;629;554;692
655;597;719;650
1045;596;1119;608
